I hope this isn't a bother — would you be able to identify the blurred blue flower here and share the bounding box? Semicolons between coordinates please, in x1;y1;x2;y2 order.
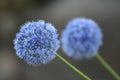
14;20;60;66
61;18;103;59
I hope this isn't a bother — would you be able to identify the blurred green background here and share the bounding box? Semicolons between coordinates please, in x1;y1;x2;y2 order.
0;0;120;80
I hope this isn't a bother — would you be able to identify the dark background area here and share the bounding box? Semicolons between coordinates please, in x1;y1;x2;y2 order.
0;0;120;80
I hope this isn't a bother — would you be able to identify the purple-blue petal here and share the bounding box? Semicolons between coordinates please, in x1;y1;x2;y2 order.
61;18;103;59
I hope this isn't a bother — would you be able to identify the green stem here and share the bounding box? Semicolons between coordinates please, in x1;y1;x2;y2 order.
96;53;120;80
56;53;91;80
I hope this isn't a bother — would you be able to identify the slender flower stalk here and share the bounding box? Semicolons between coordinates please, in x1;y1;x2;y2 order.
96;53;120;80
56;53;91;80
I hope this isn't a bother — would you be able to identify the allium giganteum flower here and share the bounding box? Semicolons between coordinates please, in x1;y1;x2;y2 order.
14;20;60;66
61;18;103;59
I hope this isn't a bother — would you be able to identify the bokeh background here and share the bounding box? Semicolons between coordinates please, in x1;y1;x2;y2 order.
0;0;120;80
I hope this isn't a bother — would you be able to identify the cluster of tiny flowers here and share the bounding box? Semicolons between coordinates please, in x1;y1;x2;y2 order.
61;18;103;59
14;20;60;66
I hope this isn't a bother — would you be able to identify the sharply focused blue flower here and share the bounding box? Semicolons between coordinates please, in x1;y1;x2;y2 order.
61;18;103;59
14;20;60;66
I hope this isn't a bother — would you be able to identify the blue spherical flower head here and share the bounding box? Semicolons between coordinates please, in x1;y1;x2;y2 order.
61;18;103;60
14;20;60;66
